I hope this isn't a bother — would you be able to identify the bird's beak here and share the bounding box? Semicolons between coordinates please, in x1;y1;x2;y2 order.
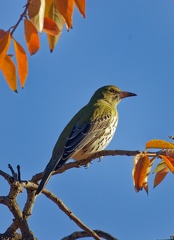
120;91;137;99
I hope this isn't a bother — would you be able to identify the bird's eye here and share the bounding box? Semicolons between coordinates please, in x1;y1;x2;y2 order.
109;88;116;94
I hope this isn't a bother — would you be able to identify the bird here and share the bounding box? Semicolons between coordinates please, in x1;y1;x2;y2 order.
36;85;136;195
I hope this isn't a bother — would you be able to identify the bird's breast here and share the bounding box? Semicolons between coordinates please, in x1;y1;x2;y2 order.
73;115;118;161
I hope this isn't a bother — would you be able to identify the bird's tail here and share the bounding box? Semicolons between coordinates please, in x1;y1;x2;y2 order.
35;157;59;195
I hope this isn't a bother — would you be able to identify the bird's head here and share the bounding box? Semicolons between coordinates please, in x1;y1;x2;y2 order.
90;85;137;106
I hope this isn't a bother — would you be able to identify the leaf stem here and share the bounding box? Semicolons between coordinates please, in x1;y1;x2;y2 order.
10;1;31;36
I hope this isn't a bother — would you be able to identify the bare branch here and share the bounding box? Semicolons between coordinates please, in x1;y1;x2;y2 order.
4;222;21;239
61;230;118;240
41;189;101;240
0;170;37;239
0;232;22;240
23;188;36;219
0;169;12;182
0;148;170;239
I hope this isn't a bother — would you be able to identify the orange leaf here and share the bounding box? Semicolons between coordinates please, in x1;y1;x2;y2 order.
74;0;86;17
13;39;28;88
0;31;11;65
43;17;60;36
159;155;174;174
54;0;74;29
154;168;169;188
146;139;174;149
0;55;17;92
0;29;5;38
28;0;45;32
132;153;151;193
24;19;40;55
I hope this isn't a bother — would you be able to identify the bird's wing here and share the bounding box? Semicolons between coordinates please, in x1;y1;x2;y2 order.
55;116;111;169
36;122;94;195
36;115;111;195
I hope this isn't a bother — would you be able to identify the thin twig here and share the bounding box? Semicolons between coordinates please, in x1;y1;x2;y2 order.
42;189;101;240
0;169;12;181
10;1;31;36
17;165;21;182
8;164;18;181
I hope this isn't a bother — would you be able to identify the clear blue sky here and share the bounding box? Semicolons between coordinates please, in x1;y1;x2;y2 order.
0;1;174;239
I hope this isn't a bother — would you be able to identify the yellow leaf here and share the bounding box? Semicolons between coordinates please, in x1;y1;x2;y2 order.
153;160;167;173
43;17;60;36
54;0;74;29
45;0;65;51
143;157;156;193
47;34;61;52
143;178;148;193
132;153;153;193
13;39;28;88
154;168;169;188
159;155;174;174
74;0;86;17
0;31;11;65
28;0;45;32
0;55;17;92
146;139;174;149
24;19;40;55
45;0;65;30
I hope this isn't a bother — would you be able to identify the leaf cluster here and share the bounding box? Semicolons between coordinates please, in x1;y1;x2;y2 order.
132;138;174;193
0;0;86;92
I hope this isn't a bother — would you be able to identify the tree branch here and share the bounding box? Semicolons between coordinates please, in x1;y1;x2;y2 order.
0;169;12;182
0;178;37;239
0;148;170;239
31;149;163;183
41;189;101;240
61;230;118;240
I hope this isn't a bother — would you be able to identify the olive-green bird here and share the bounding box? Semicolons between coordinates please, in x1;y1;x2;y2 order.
36;85;136;195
